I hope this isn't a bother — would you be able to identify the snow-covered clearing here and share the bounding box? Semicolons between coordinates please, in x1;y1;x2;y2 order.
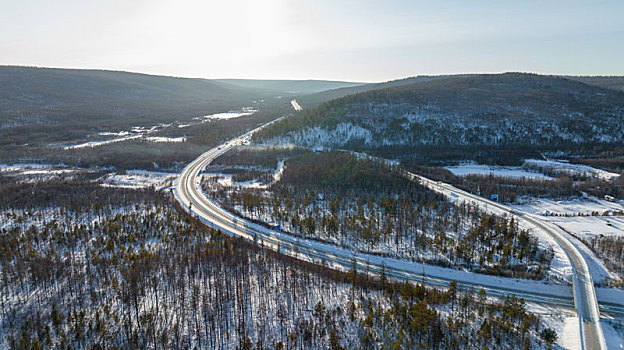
0;163;85;182
527;303;581;350
60;106;256;149
444;159;620;181
514;196;624;217
178;107;258;128
144;136;187;143
203;160;285;189
444;163;553;180
103;170;178;190
63;127;187;149
511;197;624;285
1;163;65;171
63;134;144;149
524;159;620;180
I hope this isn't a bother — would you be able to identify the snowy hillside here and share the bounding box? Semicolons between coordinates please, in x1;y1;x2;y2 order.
256;73;624;164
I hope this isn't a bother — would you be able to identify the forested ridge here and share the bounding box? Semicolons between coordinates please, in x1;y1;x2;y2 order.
254;73;624;165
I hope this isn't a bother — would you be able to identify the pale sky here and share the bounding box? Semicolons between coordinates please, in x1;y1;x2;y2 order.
1;0;623;81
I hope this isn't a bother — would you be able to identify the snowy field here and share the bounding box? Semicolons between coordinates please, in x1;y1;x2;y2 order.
178;107;257;128
63;128;186;149
527;303;580;350
524;159;621;181
60;107;256;149
0;163;84;182
444;159;621;181
511;196;624;286
527;303;624;350
444;163;553;179
203;160;286;190
514;196;624;217
103;170;178;190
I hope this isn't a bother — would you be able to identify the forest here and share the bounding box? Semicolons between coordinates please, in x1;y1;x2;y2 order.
408;165;624;203
205;150;555;280
253;73;624;167
0;178;557;349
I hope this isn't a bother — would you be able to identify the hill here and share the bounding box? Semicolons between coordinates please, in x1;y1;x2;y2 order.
0;66;259;132
566;76;624;92
0;66;289;169
213;78;363;94
294;75;460;108
256;73;624;164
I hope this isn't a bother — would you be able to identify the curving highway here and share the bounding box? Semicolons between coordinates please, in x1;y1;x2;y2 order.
408;175;606;350
175;123;607;349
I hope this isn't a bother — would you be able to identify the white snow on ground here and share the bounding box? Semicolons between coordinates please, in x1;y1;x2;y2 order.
204;161;286;190
524;159;621;180
445;159;621;181
514;196;624;217
0;163;64;171
63;126;189;149
64;135;143;149
103;170;178;190
175;107;257;129
206;173;266;189
424;180;574;284
445;163;553;179
600;318;624;349
293;123;373;147
511;197;624;284
527;303;580;350
190;108;257;122
547;216;624;239
144;136;187;143
97;131;131;136
61;107;257;149
0;163;83;182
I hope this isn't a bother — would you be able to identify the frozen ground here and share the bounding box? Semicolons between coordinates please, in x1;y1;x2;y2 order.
203;160;285;189
525;159;621;181
178;107;257;128
1;163;64;171
444;159;621;181
60;107;255;149
445;163;553;179
512;197;624;286
63;130;186;150
425;179;574;284
0;163;84;182
600;318;624;350
514;196;624;217
103;170;178;190
528;303;580;350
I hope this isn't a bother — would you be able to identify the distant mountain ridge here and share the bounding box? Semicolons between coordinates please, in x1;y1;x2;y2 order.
256;73;624;164
0;66;257;129
566;76;624;92
213;79;363;94
0;66;366;130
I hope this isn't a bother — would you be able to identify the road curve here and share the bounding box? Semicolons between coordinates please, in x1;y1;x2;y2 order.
407;176;606;350
175;124;607;349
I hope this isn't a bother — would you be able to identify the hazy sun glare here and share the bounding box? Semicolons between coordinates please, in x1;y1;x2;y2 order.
1;0;623;80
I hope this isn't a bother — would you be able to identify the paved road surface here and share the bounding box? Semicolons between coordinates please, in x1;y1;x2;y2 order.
175;124;607;349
